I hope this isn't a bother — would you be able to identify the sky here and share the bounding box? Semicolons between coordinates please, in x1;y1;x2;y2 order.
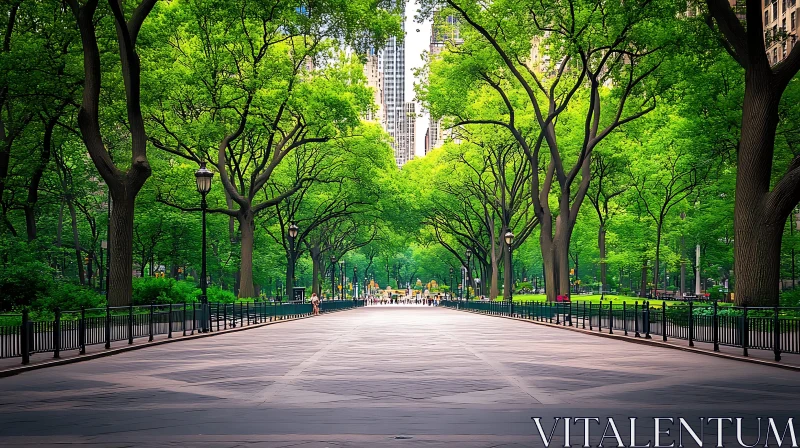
404;1;433;158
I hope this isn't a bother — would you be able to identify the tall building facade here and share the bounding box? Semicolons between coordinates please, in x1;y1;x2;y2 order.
395;102;416;166
363;53;385;126
361;0;415;167
426;12;463;154
762;0;799;65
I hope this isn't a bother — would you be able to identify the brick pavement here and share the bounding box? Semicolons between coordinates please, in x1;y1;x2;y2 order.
0;307;798;447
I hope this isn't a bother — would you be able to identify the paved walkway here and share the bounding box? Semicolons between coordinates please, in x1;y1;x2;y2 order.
0;307;798;447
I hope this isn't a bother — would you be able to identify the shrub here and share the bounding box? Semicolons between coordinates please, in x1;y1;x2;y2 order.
33;282;104;312
207;286;236;303
780;289;800;307
0;261;53;312
132;277;200;305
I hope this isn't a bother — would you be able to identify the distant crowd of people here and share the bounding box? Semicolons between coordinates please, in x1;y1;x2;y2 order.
365;289;445;306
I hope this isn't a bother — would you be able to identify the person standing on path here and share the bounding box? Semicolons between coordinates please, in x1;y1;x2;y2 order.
311;293;320;315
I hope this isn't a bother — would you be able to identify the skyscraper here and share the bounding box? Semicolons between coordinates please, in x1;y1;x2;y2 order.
376;1;409;166
395;102;416;166
426;11;463;154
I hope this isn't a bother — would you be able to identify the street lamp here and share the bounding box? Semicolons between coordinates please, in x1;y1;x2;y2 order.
195;162;213;332
353;266;358;299
330;256;336;300
287;223;299;301
339;259;345;300
504;231;514;303
465;249;473;301
449;266;454;300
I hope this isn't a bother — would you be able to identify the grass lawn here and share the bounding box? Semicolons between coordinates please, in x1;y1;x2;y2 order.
500;294;700;307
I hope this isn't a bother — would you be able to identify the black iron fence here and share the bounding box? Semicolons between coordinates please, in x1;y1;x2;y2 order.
441;300;800;362
0;299;364;364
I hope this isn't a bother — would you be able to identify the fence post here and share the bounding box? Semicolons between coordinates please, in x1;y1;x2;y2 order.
567;302;572;326
645;301;651;339
149;305;154;342
712;300;719;351
53;307;61;359
224;303;228;329
181;302;186;336
104;305;111;349
608;302;614;335
598;301;602;332
688;302;694;347
21;309;30;365
582;301;587;329
191;303;196;335
742;304;748;357
623;302;627;336
555;302;560;325
661;301;667;342
168;303;173;338
128;304;134;345
79;307;86;354
634;302;640;338
774;305;781;362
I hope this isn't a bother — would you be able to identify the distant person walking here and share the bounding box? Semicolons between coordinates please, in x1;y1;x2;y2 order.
311;293;320;315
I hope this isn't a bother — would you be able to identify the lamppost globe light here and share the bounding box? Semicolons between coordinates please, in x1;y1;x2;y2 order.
194;162;213;194
504;231;514;246
330;255;336;264
288;223;299;239
465;248;472;259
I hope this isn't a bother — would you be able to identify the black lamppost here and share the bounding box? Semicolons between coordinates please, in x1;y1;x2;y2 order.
504;231;514;303
330;256;336;300
465;249;472;301
288;223;299;301
195;162;213;332
353;266;358;299
449;266;454;300
339;260;345;300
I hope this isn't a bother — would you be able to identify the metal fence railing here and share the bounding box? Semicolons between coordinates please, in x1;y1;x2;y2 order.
0;299;364;364
441;300;800;362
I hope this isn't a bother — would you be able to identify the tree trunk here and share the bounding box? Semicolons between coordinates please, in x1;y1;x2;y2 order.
640;258;648;297
490;231;499;300
67;196;84;285
680;236;686;298
541;214;572;301
238;211;256;298
25;118;56;241
107;192;136;306
598;224;606;294
541;235;557;301
733;73;784;306
653;224;663;298
310;245;322;295
87;250;94;287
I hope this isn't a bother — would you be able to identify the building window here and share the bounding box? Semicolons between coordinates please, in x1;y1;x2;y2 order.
774;47;778;62
783;0;787;12
792;11;796;30
774;4;779;20
767;10;771;24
